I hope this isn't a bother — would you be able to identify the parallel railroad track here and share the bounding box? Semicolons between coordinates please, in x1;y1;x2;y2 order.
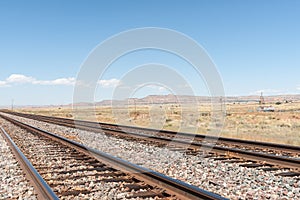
4;110;299;155
1;111;300;174
0;114;226;200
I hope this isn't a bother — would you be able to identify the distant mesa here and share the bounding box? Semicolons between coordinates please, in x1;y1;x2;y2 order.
71;94;300;106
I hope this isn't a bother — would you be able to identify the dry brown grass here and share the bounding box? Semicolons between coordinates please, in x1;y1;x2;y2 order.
16;101;300;146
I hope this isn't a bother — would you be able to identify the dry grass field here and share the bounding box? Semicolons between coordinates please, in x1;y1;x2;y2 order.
16;101;300;146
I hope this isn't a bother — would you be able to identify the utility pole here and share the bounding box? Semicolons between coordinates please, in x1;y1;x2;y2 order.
259;92;265;105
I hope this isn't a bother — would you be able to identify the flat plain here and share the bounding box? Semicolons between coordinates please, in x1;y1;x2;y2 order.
15;100;300;146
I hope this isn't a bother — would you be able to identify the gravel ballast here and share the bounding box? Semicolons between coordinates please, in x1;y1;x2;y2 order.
0;118;169;200
0;124;37;200
1;113;300;199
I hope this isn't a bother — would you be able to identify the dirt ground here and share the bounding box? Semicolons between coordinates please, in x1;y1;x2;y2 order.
15;101;300;146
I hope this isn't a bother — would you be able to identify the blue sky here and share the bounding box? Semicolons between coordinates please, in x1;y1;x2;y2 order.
0;0;300;106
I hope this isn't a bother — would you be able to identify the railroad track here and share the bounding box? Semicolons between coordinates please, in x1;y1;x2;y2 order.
0;114;226;200
1;111;300;175
4;110;300;154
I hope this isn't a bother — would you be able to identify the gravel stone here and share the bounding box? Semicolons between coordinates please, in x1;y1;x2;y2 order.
2;113;300;199
0;123;37;200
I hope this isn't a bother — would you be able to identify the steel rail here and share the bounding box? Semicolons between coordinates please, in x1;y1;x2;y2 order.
3;110;300;154
74;122;300;170
0;126;59;200
2;112;300;171
0;114;227;200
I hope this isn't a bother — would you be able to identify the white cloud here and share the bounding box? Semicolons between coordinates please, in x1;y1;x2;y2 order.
0;74;76;87
145;85;168;92
97;78;120;88
0;74;121;88
6;74;35;84
0;81;9;87
158;86;167;91
51;78;75;85
34;77;75;86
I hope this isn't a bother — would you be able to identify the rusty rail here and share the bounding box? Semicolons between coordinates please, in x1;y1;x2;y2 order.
0;113;227;200
0;127;59;200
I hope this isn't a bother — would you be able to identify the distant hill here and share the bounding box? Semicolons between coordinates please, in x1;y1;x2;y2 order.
75;94;300;106
4;94;299;108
